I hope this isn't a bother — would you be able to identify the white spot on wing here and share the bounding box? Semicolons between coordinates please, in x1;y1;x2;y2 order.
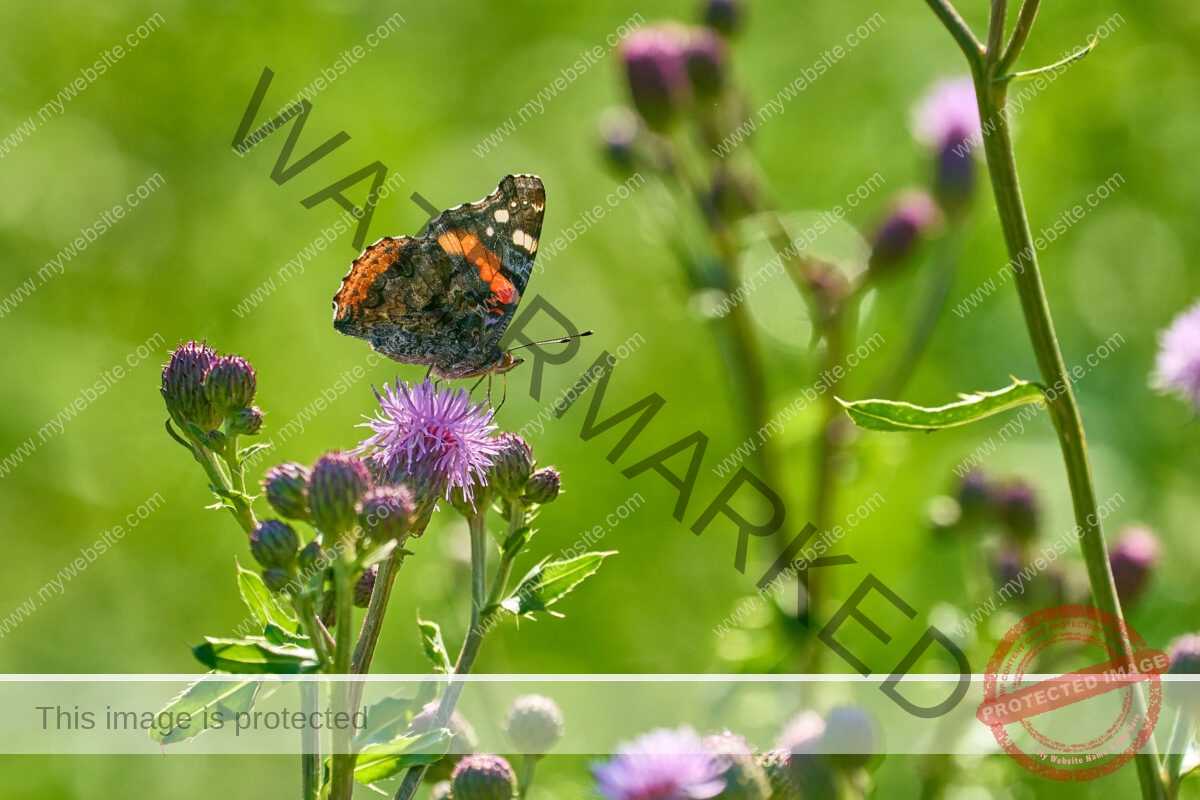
512;230;538;252
494;209;510;223
486;226;494;236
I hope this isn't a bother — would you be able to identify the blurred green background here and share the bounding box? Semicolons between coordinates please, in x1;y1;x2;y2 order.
2;0;1199;797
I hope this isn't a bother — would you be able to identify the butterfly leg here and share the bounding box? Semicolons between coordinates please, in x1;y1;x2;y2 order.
492;373;509;418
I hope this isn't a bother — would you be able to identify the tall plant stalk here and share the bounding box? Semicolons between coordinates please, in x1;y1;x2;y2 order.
924;1;1165;796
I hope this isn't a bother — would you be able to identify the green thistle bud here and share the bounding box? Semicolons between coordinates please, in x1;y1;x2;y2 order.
262;567;291;593
358;485;416;545
522;467;561;505
308;452;371;535
758;749;801;800
489;433;535;501
704;731;770;800
297;538;324;576
504;694;564;756
819;706;875;771
229;406;264;435
408;701;479;783
203;354;257;417
450;754;517;800
250;520;300;570
161;341;222;436
354;565;377;608
263;462;312;522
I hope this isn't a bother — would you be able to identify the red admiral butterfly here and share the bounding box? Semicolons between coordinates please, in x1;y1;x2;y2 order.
334;175;550;379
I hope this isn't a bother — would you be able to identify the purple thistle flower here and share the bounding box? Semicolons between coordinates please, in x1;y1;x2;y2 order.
1109;525;1161;607
867;191;940;277
593;727;726;800
912;77;981;152
623;27;690;132
356;379;501;507
1152;300;1200;411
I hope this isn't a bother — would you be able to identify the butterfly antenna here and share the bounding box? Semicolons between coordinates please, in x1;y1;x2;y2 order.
507;330;596;352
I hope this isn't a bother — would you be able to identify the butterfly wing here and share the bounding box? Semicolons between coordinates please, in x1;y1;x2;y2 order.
333;175;546;378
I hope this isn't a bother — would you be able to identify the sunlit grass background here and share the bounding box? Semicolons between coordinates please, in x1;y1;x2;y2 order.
1;0;1199;797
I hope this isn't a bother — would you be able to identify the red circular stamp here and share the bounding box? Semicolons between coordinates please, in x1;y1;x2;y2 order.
977;604;1167;781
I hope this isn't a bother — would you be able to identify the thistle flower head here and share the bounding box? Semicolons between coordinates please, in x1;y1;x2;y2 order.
408;700;480;783
775;711;825;753
1152;300;1200;412
523;467;562;505
263;462;312;522
593;726;726;800
623;27;690;132
204;354;257;417
358;484;417;544
308;451;372;535
756;750;800;800
685;28;727;101
701;0;743;37
356;380;501;509
703;732;769;800
489;433;535;501
995;479;1039;542
1109;525;1161;607
250;519;300;570
1167;634;1200;716
818;706;875;771
867;191;939;277
451;754;517;800
161;341;222;434
600;106;641;176
912;77;981;152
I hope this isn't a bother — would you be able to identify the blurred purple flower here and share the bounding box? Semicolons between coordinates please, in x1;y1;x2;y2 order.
1109;525;1161;607
623;27;690;131
912;77;981;152
775;711;825;753
593;727;726;800
356;379;500;506
1152;300;1200;411
867;191;940;277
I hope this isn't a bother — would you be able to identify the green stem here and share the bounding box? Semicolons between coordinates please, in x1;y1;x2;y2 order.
196;445;257;534
997;0;1042;76
517;754;538;799
300;681;322;800
922;1;1166;795
330;552;357;800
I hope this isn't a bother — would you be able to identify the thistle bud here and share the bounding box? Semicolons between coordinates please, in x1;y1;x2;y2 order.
504;694;564;756
229;406;264;435
599;107;639;177
522;467;561;505
703;731;770;800
623;27;689;132
354;565;377;608
451;754;517;800
250;520;300;570
957;470;993;525
757;750;801;800
297;538;324;576
995;480;1039;543
1167;634;1200;717
161;341;222;435
309;452;371;535
776;711;825;753
449;479;488;518
702;0;743;37
430;782;453;800
685;29;726;101
935;141;975;220
818;706;875;771
358;485;417;545
1109;525;1161;608
264;462;312;522
867;192;939;278
408;701;480;783
990;545;1023;592
203;354;257;417
490;433;535;501
262;567;291;593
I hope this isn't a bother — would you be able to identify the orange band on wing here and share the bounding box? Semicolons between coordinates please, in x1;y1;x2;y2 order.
437;230;518;306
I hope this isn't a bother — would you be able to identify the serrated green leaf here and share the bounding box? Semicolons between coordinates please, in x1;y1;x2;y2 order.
354;729;451;785
238;442;272;462
352;692;425;749
417;615;452;674
501;525;531;557
236;559;299;631
149;674;260;745
501;551;616;617
192;637;320;674
836;378;1045;432
264;622;308;647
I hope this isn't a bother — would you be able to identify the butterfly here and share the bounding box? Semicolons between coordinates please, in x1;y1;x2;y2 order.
333;174;548;379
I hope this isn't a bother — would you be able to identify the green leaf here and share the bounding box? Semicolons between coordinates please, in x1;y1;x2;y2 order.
263;622;308;647
836;378;1045;432
501;525;532;558
238;442;273;462
417;615;452;674
354;729;451;786
192;637;320;674
149;674;260;745
236;559;299;631
501;551;616;617
352;693;423;750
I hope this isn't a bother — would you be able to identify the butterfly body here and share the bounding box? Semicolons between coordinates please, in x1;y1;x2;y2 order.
333;174;545;378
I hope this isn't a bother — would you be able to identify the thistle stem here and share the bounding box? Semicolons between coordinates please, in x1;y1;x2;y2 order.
329;552;357;800
1164;709;1195;799
300;681;322;800
924;1;1167;795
